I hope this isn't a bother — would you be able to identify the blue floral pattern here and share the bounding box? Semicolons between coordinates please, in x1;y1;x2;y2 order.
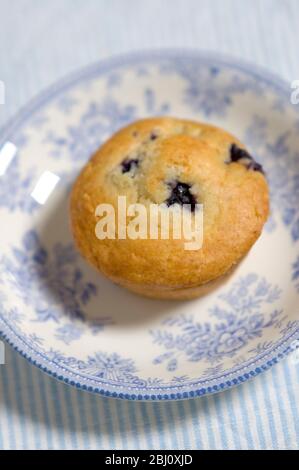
0;230;97;323
45;99;136;162
55;323;83;345
244;116;299;240
143;88;170;114
159;60;265;116
151;274;283;371
293;257;299;292
61;351;138;382
54;350;196;386
0;158;38;213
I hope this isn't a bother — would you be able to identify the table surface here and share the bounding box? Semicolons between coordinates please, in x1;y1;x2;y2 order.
0;0;299;450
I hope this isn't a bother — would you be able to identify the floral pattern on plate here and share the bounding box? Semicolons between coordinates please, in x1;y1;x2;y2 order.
0;51;299;400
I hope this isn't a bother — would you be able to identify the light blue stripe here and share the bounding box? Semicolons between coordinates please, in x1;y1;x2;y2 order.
294;362;299;447
0;370;5;449
151;403;167;449
236;384;254;449
139;403;154;449
25;360;42;449
222;389;241;450
270;366;291;449
0;411;3;449
161;402;179;449
212;393;229;449
76;391;91;449
126;401;141;449
177;401;193;449
88;395;104;449
114;400;129;449
223;390;241;449
200;396;217;449
0;354;15;449
258;374;278;449
101;398;116;449
187;399;203;449
248;380;266;449
35;370;54;449
48;379;66;449
61;384;78;449
11;352;28;448
281;360;299;444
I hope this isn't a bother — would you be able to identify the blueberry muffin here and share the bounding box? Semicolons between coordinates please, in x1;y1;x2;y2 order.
70;117;269;300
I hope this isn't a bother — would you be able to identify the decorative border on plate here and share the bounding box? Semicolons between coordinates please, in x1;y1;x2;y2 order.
0;49;299;400
1;316;299;400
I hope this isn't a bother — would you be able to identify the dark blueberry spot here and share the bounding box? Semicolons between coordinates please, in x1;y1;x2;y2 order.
230;143;253;163
121;158;139;174
229;143;264;174
150;131;159;140
248;160;264;174
166;181;197;212
132;131;138;137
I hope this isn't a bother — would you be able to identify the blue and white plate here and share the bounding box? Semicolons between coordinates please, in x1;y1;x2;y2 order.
1;51;299;400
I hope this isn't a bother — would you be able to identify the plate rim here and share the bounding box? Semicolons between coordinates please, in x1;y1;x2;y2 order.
0;48;298;401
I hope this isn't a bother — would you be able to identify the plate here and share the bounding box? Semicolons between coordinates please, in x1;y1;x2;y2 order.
0;51;299;400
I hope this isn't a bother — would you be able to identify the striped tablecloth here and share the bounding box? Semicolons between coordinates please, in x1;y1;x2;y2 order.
0;0;299;450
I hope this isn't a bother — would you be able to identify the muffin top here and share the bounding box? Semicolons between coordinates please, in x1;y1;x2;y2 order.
70;117;269;290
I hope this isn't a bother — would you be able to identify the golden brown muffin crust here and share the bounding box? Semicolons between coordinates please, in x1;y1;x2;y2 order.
70;117;269;299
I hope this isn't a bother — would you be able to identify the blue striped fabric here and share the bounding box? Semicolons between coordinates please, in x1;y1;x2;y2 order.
0;0;299;450
1;345;299;449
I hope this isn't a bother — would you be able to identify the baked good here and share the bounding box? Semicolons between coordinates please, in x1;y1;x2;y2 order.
70;117;269;299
